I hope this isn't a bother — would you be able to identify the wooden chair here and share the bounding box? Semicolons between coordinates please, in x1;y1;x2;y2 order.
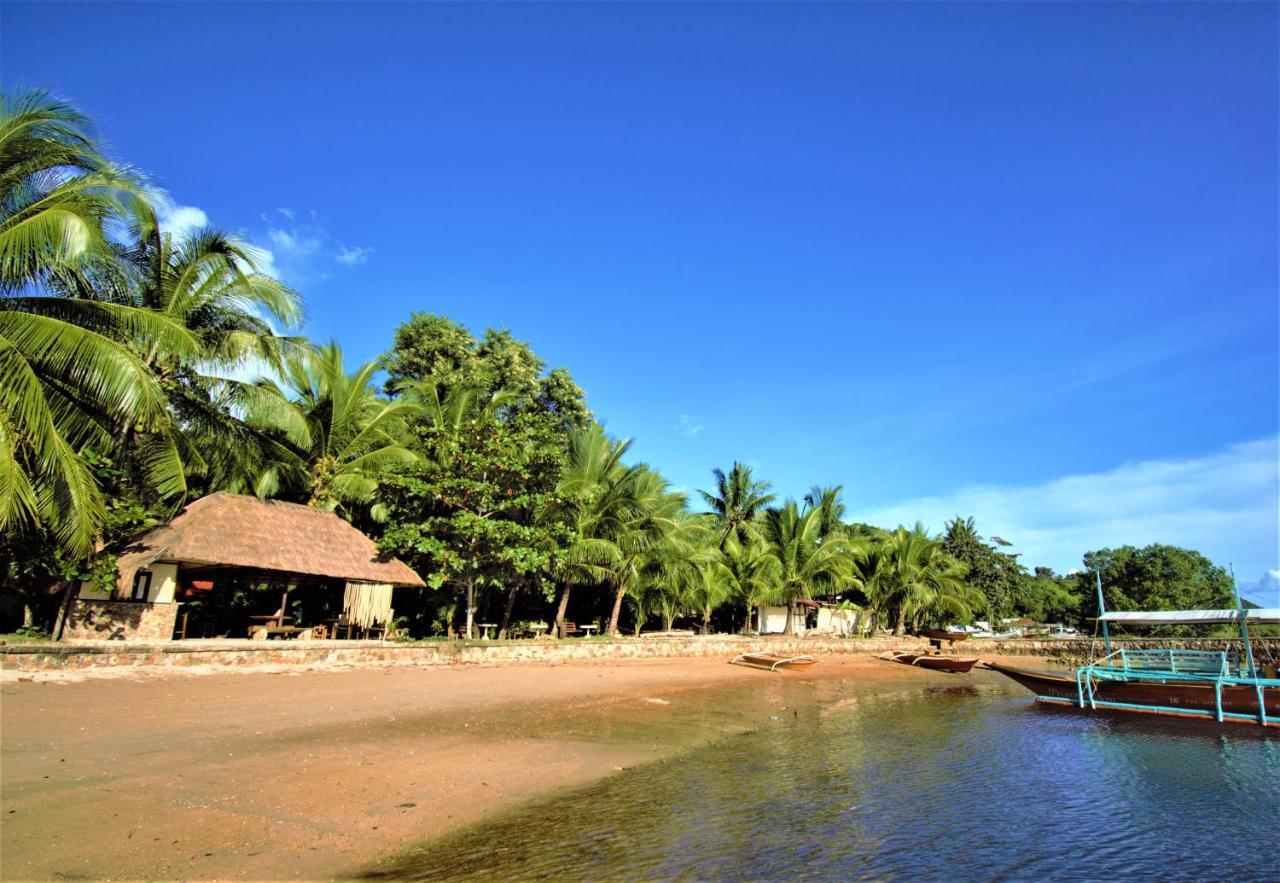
560;621;580;637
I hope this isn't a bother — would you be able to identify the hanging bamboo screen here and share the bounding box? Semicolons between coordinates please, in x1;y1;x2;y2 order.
343;582;394;629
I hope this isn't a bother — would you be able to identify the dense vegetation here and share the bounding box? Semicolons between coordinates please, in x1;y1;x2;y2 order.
0;90;1246;639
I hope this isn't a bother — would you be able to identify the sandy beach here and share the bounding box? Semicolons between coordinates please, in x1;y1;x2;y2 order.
0;654;1031;881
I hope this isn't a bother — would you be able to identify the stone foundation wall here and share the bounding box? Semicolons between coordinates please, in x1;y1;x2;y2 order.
1;635;928;673
61;600;179;642
6;633;1274;675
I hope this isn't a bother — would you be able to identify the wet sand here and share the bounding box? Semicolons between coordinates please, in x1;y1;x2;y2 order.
0;654;1038;880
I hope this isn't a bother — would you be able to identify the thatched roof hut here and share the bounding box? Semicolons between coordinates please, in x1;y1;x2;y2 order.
114;492;425;590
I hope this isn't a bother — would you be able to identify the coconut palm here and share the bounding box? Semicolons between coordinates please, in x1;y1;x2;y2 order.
711;534;781;634
867;524;979;635
601;469;689;637
699;461;775;547
545;424;637;638
803;484;847;539
761;499;854;635
0;89;147;292
247;343;420;518
0;90;202;556
92;211;310;496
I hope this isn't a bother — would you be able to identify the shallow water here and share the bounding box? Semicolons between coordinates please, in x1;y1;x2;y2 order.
363;681;1280;881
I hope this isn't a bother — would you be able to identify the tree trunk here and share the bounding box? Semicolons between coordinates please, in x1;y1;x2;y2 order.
497;581;520;639
701;609;711;635
894;606;907;636
606;583;626;637
464;580;475;640
742;606;753;635
783;599;795;636
52;580;77;641
553;581;573;638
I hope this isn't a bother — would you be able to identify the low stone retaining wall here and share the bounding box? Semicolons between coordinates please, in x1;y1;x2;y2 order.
0;635;931;674
8;635;1272;675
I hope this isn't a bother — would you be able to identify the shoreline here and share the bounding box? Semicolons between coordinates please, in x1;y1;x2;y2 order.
1;654;1042;881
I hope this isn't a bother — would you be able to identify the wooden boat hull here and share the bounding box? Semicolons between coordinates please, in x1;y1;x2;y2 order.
986;662;1280;725
732;653;817;672
921;629;969;643
881;652;980;673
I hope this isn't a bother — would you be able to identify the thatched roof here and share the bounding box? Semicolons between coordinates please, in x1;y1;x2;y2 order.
115;493;425;588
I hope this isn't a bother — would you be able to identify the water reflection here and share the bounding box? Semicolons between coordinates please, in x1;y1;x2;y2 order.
358;686;1279;881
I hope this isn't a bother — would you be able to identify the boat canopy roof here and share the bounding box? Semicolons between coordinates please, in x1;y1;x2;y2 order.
1097;609;1280;626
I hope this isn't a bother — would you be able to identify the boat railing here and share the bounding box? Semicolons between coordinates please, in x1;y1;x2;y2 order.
1076;648;1277;726
1108;648;1230;678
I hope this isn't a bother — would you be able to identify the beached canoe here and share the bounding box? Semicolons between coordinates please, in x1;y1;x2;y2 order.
730;652;817;672
879;651;980;674
920;629;969;643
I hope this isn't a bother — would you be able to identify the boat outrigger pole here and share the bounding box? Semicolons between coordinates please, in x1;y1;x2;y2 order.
1095;571;1110;656
1230;564;1258;680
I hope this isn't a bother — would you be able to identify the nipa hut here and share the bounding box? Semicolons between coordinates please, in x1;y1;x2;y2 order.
64;493;425;642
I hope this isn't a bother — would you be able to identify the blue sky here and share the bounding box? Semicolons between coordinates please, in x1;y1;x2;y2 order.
4;2;1277;601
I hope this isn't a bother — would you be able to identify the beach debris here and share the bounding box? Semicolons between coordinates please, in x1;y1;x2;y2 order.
644;697;670;705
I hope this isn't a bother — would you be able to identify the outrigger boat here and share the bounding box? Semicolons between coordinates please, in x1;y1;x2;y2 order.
730;651;817;672
987;573;1280;727
919;628;969;643
879;651;980;673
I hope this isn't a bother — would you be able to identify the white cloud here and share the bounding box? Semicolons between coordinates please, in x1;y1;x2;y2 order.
850;437;1280;598
676;415;704;438
335;243;372;266
157;204;208;240
258;213;371;282
267;228;321;255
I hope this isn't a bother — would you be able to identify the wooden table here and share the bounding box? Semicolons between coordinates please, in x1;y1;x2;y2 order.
249;614;292;628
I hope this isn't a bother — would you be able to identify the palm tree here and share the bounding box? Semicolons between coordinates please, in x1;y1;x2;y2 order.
94;210;309;497
867;524;979;635
761;500;853;635
545;424;637;638
601;469;688;637
0;90;200;556
803;484;846;539
0;89;147;292
699;461;775;547
712;534;781;634
247;343;420;518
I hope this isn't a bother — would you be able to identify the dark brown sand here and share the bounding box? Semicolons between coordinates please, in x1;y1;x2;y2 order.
0;654;1036;880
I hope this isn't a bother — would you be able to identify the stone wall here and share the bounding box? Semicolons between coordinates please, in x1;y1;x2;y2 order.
7;633;1275;676
61;600;179;643
1;634;928;674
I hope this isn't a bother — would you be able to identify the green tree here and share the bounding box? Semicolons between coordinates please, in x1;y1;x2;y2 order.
1017;567;1083;625
544;424;636;638
0;90;199;556
382;312;590;428
941;516;1026;624
249;343;420;517
601;468;688;637
699;461;775;547
378;411;570;639
1082;544;1235;622
864;524;979;634
711;534;781;634
761;499;852;635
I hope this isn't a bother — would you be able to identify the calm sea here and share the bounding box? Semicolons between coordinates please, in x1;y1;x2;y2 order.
362;681;1280;881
